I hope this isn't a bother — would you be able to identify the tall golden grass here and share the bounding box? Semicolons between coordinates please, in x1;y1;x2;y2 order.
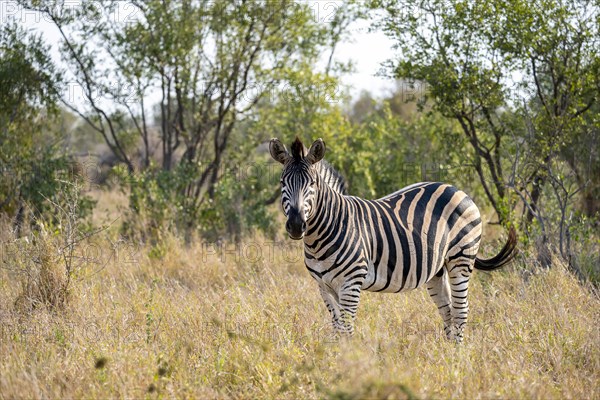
1;219;598;399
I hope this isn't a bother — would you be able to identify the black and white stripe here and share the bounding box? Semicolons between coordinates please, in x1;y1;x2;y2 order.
270;137;517;342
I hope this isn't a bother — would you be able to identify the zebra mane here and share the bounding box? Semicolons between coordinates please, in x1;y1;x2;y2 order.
286;136;346;194
318;159;347;195
290;137;306;160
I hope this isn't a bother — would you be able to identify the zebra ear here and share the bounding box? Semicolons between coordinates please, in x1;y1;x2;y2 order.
306;138;326;164
269;138;290;165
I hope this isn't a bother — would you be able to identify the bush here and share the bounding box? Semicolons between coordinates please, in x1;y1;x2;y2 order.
116;154;279;244
5;181;98;312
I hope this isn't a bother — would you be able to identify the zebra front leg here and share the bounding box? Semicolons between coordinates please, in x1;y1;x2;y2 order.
336;279;364;336
318;283;344;335
426;268;453;339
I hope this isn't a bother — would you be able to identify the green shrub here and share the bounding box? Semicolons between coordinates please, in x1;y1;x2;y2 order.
116;155;278;244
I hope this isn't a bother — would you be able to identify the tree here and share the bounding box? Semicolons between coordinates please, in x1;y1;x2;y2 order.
23;1;335;186
372;0;599;219
19;0;355;238
0;22;76;232
371;0;600;274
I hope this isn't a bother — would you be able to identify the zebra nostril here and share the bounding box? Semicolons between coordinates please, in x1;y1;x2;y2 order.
301;222;306;231
285;220;291;231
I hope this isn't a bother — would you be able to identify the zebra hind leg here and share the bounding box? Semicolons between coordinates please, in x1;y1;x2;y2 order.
446;258;475;343
426;268;453;339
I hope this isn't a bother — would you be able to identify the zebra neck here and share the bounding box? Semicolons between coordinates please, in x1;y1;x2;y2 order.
303;180;349;249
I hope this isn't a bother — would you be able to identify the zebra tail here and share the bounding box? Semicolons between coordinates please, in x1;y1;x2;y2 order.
474;226;518;271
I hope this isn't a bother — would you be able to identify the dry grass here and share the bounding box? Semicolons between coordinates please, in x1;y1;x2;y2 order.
1;227;599;399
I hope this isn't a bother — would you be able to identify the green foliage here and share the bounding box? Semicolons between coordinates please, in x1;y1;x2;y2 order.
568;215;600;283
371;0;599;222
198;163;279;242
369;0;600;280
4;1;596;289
256;72;468;201
0;22;59;117
117;150;279;243
115;162;197;242
336;105;467;199
0;23;94;229
21;0;352;241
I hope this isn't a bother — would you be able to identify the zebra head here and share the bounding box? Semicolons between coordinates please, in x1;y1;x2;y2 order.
269;137;326;240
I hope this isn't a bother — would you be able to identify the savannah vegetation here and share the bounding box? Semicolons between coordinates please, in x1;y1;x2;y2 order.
1;0;599;398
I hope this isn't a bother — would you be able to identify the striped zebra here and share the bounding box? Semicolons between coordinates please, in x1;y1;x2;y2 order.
270;137;517;342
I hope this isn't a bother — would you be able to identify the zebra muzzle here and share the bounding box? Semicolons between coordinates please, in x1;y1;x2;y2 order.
285;209;306;240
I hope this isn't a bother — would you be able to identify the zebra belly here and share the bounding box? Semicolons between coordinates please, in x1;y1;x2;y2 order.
362;252;445;293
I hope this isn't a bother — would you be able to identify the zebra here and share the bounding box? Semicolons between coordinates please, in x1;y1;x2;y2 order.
269;137;517;342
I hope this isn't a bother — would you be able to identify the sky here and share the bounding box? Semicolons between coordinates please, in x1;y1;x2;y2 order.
4;0;397;102
329;19;397;99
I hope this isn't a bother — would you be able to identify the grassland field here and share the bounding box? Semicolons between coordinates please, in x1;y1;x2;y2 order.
0;189;598;399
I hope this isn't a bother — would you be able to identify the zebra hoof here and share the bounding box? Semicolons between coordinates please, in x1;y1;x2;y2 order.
446;326;464;343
